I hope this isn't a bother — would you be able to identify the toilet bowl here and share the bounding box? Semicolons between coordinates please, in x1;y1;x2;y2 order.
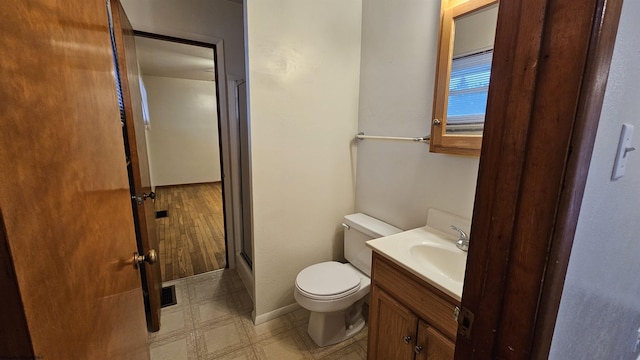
294;213;401;347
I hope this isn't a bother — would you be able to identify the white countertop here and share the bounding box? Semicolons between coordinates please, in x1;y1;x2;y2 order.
366;225;467;302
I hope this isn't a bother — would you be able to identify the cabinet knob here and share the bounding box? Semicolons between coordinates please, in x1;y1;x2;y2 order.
403;336;412;344
414;345;423;354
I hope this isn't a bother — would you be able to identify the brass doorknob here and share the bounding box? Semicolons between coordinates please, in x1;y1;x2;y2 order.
133;249;157;269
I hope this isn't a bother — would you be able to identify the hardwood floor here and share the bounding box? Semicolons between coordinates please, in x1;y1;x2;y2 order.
155;182;226;282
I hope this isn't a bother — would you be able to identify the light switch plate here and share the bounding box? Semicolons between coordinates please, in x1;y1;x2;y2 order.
612;123;635;180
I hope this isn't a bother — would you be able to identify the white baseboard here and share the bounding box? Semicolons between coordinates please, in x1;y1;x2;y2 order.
254;303;301;326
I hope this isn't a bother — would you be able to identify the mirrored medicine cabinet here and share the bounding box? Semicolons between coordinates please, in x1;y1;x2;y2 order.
430;0;499;156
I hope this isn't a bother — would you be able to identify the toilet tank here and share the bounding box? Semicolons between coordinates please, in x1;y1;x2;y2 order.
343;213;402;276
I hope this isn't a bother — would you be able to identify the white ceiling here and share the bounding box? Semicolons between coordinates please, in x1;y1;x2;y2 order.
135;36;216;81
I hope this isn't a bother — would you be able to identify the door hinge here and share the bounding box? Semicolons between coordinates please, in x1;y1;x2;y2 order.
455;306;475;339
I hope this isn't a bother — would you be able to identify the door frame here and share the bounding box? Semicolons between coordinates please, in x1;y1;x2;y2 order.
132;30;237;271
455;0;623;358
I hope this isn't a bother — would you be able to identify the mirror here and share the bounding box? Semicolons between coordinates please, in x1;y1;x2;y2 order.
430;0;499;156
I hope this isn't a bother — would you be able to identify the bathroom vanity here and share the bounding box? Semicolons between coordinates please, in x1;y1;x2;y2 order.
367;253;459;360
365;209;469;360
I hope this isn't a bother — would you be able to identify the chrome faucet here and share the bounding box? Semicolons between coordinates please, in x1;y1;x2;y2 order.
451;225;469;252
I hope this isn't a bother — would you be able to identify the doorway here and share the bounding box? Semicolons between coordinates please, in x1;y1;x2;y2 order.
134;33;228;282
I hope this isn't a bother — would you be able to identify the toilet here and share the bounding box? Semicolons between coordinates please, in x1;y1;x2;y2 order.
294;213;402;347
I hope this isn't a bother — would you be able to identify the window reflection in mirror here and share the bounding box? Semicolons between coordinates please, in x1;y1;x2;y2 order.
430;0;499;156
446;4;498;135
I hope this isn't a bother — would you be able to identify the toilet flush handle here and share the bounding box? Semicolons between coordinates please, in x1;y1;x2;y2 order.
342;223;350;230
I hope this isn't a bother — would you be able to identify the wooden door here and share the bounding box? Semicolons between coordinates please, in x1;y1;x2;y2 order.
110;0;162;331
368;286;418;360
455;0;624;358
0;0;149;359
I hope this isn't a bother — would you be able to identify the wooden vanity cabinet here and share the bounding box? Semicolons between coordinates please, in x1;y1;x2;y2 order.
367;253;458;360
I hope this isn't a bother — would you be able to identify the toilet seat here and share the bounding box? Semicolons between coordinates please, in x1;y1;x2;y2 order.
295;261;361;300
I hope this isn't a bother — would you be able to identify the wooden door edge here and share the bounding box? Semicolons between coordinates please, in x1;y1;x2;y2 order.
454;0;624;358
530;0;624;357
109;0;162;332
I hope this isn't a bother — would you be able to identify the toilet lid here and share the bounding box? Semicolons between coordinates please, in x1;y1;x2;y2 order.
296;261;361;300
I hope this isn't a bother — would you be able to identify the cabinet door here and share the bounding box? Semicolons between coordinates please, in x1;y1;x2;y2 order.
416;320;455;360
368;286;418;360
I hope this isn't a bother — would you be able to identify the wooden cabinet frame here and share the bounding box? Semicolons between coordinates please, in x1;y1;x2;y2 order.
430;0;497;156
368;254;459;360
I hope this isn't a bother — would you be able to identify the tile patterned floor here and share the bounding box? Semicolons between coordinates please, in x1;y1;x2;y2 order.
149;269;368;360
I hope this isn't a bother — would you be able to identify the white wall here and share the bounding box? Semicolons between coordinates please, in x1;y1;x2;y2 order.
246;0;362;319
144;76;221;186
550;1;640;358
356;0;480;231
120;0;245;80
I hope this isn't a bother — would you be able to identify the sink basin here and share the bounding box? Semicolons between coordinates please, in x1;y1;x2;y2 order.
366;224;469;301
409;244;467;283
